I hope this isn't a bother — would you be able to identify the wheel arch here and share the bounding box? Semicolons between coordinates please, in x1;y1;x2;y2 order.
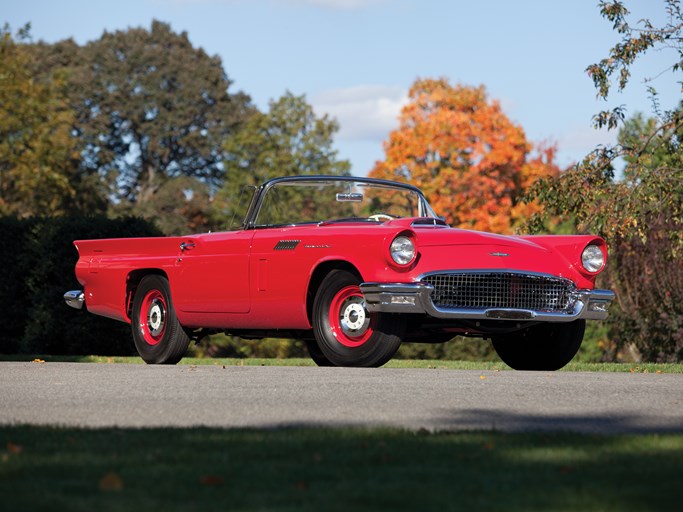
306;260;362;326
126;269;169;321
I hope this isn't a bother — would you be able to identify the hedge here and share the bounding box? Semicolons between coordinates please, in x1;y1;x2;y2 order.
0;216;162;356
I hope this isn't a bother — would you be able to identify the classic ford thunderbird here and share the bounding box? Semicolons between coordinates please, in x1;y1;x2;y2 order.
65;175;614;369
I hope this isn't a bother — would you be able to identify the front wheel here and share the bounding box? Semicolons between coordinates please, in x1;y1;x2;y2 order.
131;275;189;364
311;270;404;367
492;320;585;371
304;338;334;367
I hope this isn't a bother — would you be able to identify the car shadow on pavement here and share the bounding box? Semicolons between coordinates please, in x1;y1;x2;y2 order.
432;407;683;434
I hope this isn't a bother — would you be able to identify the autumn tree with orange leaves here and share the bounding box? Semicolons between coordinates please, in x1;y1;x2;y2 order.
370;78;559;234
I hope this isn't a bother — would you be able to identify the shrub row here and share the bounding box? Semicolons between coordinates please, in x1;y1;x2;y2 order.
1;216;162;356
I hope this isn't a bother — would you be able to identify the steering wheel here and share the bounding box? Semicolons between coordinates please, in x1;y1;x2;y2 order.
368;213;396;222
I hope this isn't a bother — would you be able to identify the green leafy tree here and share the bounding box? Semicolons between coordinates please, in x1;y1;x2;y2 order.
0;25;96;216
586;0;683;131
132;176;212;235
618;111;683;171
526;1;683;361
212;92;351;228
34;20;254;209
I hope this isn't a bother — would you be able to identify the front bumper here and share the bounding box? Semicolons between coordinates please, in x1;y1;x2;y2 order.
360;282;615;322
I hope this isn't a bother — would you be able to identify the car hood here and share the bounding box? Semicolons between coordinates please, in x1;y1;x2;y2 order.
410;226;550;252
383;221;592;283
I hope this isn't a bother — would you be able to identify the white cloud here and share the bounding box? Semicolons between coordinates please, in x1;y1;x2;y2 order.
312;84;408;141
555;124;619;167
498;96;518;116
558;125;617;152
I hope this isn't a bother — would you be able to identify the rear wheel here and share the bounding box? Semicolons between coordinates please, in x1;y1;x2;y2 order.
131;275;189;364
492;320;585;371
311;270;404;367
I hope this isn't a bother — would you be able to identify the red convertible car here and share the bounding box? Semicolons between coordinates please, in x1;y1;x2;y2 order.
65;175;614;370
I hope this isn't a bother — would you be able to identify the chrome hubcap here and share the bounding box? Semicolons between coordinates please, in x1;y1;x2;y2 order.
147;299;166;337
340;299;370;336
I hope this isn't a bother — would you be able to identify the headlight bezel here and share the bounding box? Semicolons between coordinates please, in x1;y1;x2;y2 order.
581;243;606;273
389;234;417;267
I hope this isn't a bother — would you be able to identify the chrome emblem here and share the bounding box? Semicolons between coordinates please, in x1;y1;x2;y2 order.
489;252;509;257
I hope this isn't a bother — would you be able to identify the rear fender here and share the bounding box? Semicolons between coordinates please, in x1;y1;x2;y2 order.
125;269;169;322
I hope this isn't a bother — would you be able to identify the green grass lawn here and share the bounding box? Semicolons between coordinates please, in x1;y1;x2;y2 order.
1;426;681;511
2;354;683;373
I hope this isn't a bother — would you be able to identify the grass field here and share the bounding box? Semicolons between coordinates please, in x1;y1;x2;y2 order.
1;426;682;511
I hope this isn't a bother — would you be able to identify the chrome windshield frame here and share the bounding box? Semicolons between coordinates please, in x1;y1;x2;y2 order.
242;175;437;230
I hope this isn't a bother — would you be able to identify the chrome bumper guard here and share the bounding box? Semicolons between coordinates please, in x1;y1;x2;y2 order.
64;290;85;310
360;282;615;323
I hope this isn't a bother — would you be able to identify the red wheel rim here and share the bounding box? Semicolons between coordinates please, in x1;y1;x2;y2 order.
139;290;167;346
328;285;374;348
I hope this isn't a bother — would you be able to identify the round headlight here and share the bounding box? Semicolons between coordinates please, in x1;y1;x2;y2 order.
390;236;415;266
581;244;605;273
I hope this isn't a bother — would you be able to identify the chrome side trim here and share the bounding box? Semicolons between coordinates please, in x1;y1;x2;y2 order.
360;282;615;322
64;290;85;310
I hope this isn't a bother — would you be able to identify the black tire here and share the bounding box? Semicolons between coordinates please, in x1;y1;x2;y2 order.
492;320;585;371
304;339;334;367
311;270;404;367
131;275;189;364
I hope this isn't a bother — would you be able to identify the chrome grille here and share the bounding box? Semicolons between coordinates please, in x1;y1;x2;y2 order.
421;272;575;312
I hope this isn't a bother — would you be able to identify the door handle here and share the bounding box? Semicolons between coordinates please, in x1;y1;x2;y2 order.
180;242;196;252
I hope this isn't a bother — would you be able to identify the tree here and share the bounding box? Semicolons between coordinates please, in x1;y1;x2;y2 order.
212;92;351;228
586;0;683;132
528;109;683;362
618;111;683;171
36;20;254;208
131;176;212;235
0;25;90;216
369;78;559;234
526;1;683;361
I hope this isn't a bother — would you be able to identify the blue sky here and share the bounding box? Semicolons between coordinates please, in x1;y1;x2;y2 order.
4;0;680;175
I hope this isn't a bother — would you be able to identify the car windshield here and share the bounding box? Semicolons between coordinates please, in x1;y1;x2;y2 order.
251;178;437;228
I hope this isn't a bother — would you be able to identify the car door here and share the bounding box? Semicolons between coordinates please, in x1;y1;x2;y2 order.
173;230;253;313
248;226;319;328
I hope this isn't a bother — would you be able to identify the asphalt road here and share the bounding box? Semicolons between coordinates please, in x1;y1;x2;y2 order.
1;362;682;434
